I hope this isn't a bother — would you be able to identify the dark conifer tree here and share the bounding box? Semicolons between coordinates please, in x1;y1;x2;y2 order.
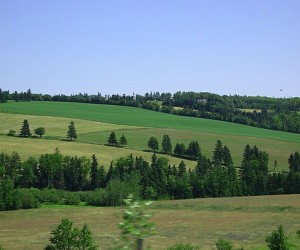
119;134;127;147
212;140;223;167
67;121;77;141
90;154;99;190
19;119;31;137
161;134;172;154
108;132;118;146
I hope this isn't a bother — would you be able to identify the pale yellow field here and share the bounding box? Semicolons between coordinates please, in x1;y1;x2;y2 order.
0;194;300;250
0;136;196;169
0;113;141;137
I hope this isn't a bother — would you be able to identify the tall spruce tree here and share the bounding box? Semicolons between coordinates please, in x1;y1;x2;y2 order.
212;140;223;167
67;121;77;141
119;134;127;147
19;119;31;137
108;131;118;146
161;134;172;154
90;154;99;190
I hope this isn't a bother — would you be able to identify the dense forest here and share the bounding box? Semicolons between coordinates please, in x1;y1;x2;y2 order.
0;88;299;133
1;140;300;210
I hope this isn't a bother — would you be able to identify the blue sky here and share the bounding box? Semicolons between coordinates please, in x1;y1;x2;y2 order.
0;0;299;97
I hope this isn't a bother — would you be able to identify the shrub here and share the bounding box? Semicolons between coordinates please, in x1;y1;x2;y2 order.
45;218;97;250
63;192;81;205
167;243;200;250
216;239;234;250
18;188;40;209
7;129;16;136
86;189;108;206
265;225;288;250
39;189;64;205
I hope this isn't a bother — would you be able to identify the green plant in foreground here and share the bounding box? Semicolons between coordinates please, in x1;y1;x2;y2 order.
265;225;288;250
117;194;156;250
215;239;234;250
45;218;97;250
167;243;200;250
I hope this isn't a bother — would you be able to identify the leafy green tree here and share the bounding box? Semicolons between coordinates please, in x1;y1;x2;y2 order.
67;121;77;141
162;134;172;154
34;127;46;138
19;119;31;137
119;134;128;147
45;218;97;250
118;194;156;250
0;178;20;210
108;131;118;146
147;137;159;152
265;225;288;250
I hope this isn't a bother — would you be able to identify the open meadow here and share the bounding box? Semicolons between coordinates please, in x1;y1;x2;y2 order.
0;102;299;170
0;195;300;250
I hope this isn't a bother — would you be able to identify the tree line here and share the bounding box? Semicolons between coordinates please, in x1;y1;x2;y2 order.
1;89;299;133
1;142;300;210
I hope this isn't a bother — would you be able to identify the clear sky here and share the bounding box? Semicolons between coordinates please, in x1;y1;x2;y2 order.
0;0;299;97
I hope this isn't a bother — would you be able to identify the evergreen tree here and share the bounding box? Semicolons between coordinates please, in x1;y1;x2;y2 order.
288;151;300;172
119;134;127;147
90;154;99;190
223;145;233;167
108;131;118;146
67;121;77;141
174;143;186;157
178;160;187;177
186;140;201;160
19;119;31;137
213;140;223;167
162;134;172;154
148;137;159;152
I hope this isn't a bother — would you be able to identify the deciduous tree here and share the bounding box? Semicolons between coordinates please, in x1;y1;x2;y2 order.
148;137;159;152
34;127;46;138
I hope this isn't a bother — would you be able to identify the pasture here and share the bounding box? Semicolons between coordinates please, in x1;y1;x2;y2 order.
0;194;300;249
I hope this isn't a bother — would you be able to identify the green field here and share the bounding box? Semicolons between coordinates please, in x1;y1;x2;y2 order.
0;101;299;170
0;195;300;250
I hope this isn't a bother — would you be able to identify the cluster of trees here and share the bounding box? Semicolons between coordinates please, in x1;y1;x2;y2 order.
147;135;201;161
1;141;300;210
107;132;127;147
2;89;299;133
8;119;77;140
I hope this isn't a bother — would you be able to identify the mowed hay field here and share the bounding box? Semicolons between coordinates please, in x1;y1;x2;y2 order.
0;101;300;170
1;195;300;250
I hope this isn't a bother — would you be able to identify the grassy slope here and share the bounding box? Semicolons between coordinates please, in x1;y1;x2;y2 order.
0;102;299;169
0;101;299;142
0;195;300;250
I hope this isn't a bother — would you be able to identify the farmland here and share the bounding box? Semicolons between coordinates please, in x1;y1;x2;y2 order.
0;101;300;249
0;101;299;170
0;194;300;249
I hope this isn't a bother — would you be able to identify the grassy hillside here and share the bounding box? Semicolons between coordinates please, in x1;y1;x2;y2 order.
0;101;299;142
0;101;299;169
0;194;300;250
